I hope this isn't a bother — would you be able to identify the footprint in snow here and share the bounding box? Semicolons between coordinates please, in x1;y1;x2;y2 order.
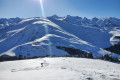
86;77;93;80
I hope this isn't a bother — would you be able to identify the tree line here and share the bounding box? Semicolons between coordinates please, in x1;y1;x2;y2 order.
0;46;119;63
56;46;120;63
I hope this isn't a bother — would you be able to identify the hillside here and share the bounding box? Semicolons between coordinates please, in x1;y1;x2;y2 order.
0;16;120;58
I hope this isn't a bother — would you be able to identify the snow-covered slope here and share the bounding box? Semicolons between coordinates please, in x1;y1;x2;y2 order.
0;16;120;58
0;58;120;80
62;15;120;27
0;17;22;29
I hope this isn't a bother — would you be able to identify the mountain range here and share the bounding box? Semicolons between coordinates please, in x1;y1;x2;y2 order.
0;15;120;58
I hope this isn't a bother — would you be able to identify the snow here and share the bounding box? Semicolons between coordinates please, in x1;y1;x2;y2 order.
0;16;120;58
109;29;120;45
0;17;22;29
0;58;120;80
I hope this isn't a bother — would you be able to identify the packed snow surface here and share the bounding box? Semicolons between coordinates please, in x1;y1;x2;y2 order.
0;58;120;80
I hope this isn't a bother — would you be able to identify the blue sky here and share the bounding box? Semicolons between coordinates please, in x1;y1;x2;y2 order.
0;0;120;18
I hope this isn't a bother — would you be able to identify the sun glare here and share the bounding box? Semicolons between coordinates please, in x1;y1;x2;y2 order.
39;0;52;56
39;0;45;17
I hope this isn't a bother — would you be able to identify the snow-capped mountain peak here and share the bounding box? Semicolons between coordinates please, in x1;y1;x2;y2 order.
0;15;120;58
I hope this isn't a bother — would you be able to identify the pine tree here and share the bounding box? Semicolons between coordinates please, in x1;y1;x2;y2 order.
18;54;23;60
88;53;93;59
103;54;109;61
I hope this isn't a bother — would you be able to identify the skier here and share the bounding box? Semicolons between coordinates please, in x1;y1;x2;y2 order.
41;63;43;67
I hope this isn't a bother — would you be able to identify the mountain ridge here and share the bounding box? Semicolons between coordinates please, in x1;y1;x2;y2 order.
0;15;120;58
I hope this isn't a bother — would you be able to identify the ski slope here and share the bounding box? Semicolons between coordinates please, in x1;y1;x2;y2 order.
0;58;120;80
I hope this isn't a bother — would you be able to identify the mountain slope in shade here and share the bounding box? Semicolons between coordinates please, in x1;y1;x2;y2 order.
0;17;22;29
0;16;120;58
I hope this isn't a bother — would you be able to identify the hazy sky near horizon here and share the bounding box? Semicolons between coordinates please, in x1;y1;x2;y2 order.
0;0;120;18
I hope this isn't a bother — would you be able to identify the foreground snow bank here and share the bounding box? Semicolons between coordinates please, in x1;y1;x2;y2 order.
0;58;120;80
